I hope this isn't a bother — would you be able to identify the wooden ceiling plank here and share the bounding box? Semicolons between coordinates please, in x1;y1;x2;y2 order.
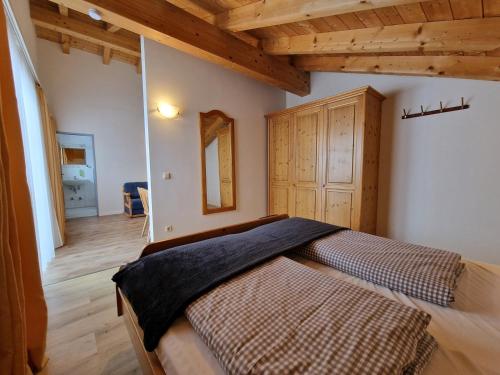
449;0;483;19
421;0;454;21
337;12;366;29
31;4;141;56
47;0;310;96
484;0;500;17
293;55;500;81
374;6;405;25
215;0;433;32
395;3;428;23
307;18;334;33
355;9;385;28
322;15;350;31
487;47;500;56
262;17;500;55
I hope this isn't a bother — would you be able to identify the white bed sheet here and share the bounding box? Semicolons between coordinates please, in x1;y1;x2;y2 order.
156;258;500;375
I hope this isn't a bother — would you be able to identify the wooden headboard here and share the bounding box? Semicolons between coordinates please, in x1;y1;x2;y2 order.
139;214;289;258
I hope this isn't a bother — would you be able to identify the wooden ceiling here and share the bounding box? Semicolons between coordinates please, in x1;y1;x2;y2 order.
31;0;141;71
31;0;500;95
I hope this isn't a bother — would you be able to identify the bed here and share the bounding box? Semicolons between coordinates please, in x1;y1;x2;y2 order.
116;215;500;375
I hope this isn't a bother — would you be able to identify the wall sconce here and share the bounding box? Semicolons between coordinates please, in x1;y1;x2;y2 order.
157;103;180;119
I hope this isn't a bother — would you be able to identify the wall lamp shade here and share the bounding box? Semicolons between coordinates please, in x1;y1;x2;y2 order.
157;103;180;119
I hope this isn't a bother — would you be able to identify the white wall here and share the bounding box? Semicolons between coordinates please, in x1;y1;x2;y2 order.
142;38;285;241
288;72;500;264
36;39;146;216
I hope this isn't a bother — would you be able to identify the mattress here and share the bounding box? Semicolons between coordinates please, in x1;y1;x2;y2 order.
156;258;500;375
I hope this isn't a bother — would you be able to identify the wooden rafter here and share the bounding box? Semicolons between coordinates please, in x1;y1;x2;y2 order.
57;3;70;53
35;25;138;67
106;23;120;32
293;55;500;81
47;0;310;95
57;3;68;16
102;46;111;64
60;33;70;53
166;0;260;47
31;4;140;57
215;0;429;32
263;17;500;55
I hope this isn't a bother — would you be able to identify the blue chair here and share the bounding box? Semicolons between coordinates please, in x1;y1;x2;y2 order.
123;181;148;217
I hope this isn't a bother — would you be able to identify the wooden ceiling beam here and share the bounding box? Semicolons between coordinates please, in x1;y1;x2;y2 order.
215;0;427;32
166;0;260;48
47;0;310;95
58;4;68;16
60;33;70;53
31;4;140;57
293;55;500;81
102;46;111;64
263;17;500;55
35;25;139;68
57;3;70;53
106;23;120;32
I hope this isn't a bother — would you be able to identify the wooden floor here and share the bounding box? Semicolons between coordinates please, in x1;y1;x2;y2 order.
43;214;146;285
43;214;147;374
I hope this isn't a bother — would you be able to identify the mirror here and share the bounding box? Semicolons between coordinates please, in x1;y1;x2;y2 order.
200;110;236;214
61;147;86;165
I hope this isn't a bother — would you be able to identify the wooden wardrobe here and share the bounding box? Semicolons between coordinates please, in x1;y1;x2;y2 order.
267;86;384;234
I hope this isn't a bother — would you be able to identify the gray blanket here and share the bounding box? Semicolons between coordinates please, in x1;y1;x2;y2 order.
112;217;344;351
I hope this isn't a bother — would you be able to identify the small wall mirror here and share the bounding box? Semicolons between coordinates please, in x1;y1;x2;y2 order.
61;147;86;165
200;110;236;214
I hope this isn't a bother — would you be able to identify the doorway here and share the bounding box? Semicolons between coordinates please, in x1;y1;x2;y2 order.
57;132;98;218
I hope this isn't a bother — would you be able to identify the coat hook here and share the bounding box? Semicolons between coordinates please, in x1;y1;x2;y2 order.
461;97;464;109
420;105;424;115
403;108;407;118
440;101;443;112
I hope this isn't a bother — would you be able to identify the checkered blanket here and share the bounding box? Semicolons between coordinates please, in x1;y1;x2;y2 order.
186;257;436;375
296;230;464;306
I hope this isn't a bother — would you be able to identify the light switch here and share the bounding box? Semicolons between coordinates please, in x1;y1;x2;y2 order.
162;172;172;180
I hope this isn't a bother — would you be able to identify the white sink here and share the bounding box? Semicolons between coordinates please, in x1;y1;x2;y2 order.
63;179;90;192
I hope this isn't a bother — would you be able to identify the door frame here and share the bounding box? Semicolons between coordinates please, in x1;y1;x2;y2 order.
56;131;99;216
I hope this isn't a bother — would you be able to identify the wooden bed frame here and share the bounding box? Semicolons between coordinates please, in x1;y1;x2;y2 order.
116;214;289;375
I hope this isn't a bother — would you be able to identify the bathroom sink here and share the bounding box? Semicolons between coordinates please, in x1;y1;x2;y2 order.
63;179;90;192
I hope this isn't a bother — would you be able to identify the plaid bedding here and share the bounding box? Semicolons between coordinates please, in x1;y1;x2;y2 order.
296;230;464;306
186;256;436;375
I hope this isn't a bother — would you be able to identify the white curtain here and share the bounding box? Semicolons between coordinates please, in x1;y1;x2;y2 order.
7;20;61;272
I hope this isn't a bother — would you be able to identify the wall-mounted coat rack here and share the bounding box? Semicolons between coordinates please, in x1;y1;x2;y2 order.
402;97;469;120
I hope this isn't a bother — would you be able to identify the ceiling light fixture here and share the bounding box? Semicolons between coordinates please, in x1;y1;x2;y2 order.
88;8;102;21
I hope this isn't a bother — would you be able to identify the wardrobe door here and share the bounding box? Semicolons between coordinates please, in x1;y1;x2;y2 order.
324;190;352;227
293;107;323;220
322;96;361;227
268;114;292;215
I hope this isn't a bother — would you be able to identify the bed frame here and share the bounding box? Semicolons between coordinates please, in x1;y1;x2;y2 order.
116;214;289;375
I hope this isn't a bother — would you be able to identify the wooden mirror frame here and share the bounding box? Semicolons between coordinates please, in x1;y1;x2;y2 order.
199;110;236;215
